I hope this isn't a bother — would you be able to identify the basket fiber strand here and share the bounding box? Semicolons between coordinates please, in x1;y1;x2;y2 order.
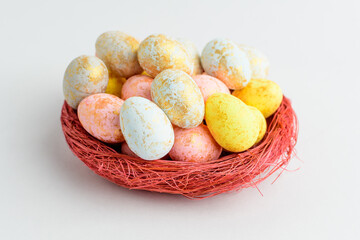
61;96;298;199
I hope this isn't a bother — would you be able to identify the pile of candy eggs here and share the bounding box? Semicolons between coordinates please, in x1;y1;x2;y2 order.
63;31;283;161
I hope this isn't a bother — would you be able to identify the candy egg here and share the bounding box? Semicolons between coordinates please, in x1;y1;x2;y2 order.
248;106;267;144
63;55;108;109
151;69;204;128
177;38;203;75
193;74;230;102
169;124;222;163
233;79;283;118
78;93;124;143
120;97;174;160
105;70;126;98
138;34;193;77
205;93;259;152
237;44;269;79
121;75;153;100
95;31;142;78
201;38;252;90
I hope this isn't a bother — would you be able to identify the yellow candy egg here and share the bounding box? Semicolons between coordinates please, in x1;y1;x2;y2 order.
151;69;204;128
248;106;267;144
95;31;142;78
121;75;153;100
63;55;108;109
201;39;252;90
138;34;193;77
177;38;203;75
205;93;259;152
238;44;269;79
78;93;124;144
233;79;283;118
105;70;126;98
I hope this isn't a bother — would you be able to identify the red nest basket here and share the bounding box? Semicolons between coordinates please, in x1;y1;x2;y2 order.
61;96;298;199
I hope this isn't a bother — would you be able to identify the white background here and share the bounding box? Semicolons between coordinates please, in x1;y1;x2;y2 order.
1;0;359;239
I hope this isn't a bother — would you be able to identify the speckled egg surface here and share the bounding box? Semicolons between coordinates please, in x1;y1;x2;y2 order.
201;39;252;90
137;34;193;77
238;44;269;79
95;31;142;78
177;38;203;75
78;93;124;143
121;75;153;100
233;78;283;118
193;74;230;102
63;55;109;109
151;69;204;128
169;124;222;163
119;97;174;160
205;93;259;152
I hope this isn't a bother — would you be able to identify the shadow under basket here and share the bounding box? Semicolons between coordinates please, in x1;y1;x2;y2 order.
60;96;298;199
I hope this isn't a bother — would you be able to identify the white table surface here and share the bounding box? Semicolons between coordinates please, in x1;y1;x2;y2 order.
1;0;359;239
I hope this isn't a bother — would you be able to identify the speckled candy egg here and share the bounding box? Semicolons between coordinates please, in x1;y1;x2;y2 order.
205;93;259;152
238;44;269;79
63;55;109;109
169;124;222;163
151;69;204;128
193;74;230;102
121;75;153;100
105;70;126;98
138;34;193;77
78;93;124;143
177;38;203;75
95;31;142;78
119;97;174;160
232;78;283;118
201;39;252;90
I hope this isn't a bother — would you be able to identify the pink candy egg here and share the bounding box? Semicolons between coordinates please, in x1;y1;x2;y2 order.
169;124;222;163
193;74;230;102
121;75;153;100
78;93;124;143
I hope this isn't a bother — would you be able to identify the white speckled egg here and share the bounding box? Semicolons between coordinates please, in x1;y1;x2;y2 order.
119;97;174;160
238;44;269;79
201;39;252;90
137;34;193;78
63;55;109;109
177;38;203;75
95;31;142;78
151;69;204;128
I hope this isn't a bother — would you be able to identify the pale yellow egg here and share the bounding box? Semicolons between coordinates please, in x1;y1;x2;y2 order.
96;31;142;78
248;106;267;144
138;34;193;77
151;69;204;128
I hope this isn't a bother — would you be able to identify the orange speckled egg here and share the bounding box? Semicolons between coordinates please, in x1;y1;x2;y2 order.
121;75;153;100
78;93;124;143
138;34;193;77
193;74;230;102
169;124;222;163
